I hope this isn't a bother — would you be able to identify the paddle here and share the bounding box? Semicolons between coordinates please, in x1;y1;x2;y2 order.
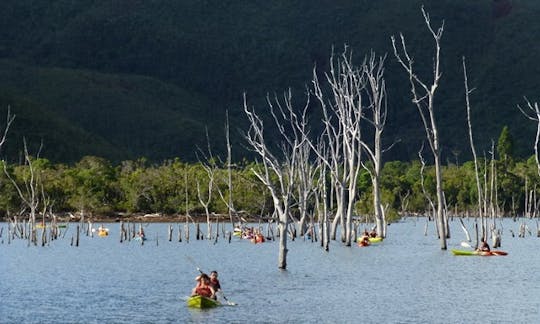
459;241;480;255
185;256;237;306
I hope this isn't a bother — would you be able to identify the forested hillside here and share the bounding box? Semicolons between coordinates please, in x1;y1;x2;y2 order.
0;0;537;164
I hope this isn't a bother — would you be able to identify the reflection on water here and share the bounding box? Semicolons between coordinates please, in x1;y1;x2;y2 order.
1;219;539;323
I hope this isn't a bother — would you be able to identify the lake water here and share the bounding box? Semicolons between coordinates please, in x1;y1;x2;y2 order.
1;218;539;324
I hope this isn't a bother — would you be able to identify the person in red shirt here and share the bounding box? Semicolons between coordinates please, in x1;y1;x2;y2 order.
477;238;490;252
209;271;221;292
191;273;215;299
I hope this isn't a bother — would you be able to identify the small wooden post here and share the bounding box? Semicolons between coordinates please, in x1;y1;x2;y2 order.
178;225;182;242
87;221;92;237
119;221;124;243
76;225;80;247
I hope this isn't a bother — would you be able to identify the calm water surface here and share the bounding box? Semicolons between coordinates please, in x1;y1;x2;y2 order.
1;219;539;323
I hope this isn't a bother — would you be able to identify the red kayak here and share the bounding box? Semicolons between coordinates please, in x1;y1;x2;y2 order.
477;250;508;256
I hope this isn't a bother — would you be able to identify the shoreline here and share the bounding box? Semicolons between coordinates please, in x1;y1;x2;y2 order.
0;212;263;224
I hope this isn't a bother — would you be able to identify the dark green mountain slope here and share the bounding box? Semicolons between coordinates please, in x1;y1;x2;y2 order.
0;0;538;163
0;91;124;162
0;60;213;162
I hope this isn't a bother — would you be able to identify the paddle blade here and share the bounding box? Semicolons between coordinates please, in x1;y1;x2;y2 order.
460;241;472;248
218;291;236;306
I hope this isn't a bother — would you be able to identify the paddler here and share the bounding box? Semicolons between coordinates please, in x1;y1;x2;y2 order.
191;273;216;299
359;230;370;247
476;238;490;252
209;271;221;300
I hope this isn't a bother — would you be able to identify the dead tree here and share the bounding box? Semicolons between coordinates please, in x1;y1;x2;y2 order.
462;57;485;245
311;46;366;246
518;98;540;177
313;141;331;251
215;110;251;237
293;139;317;236
0;106;14;149
223;110;236;228
392;7;448;249
418;146;436;225
196;129;217;240
242;90;307;269
4;140;42;245
360;52;389;238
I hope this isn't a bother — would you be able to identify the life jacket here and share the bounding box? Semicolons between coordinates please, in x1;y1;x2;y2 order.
210;279;221;290
195;286;212;298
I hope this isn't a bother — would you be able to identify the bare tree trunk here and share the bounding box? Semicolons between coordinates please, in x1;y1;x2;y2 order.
392;7;447;249
215;110;238;230
225;111;235;228
243;90;308;269
278;217;288;270
518;99;540;177
462;57;485;248
294;143;316;236
196;131;217;240
310;46;366;246
361;52;389;238
4;140;42;245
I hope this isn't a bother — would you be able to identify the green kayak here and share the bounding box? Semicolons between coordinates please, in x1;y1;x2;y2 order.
187;295;220;309
451;249;508;256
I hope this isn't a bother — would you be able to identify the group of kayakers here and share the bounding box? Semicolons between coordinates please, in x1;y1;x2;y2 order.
191;270;221;300
358;228;378;247
234;225;266;243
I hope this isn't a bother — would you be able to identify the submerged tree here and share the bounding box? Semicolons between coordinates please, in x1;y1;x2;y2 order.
311;46;366;246
360;52;389;238
518;99;540;177
4;140;43;244
196;129;218;240
242;90;309;269
463;57;485;245
392;6;448;249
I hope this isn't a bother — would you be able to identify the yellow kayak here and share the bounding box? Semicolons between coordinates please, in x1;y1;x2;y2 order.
357;236;383;243
98;228;109;237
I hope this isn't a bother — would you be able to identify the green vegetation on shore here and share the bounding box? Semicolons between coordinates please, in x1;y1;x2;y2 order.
0;135;536;223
